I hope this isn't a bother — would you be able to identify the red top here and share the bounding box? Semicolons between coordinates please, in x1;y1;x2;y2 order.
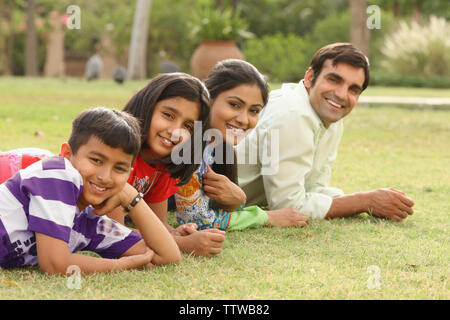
128;154;180;203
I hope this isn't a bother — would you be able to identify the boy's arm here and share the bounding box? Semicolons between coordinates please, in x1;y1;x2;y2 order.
35;232;153;275
120;184;181;265
148;199;175;232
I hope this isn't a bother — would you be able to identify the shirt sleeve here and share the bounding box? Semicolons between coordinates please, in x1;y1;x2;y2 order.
259;111;336;219
23;159;82;242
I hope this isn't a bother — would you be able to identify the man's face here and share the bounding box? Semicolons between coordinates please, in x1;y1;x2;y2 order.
61;136;133;210
304;59;365;128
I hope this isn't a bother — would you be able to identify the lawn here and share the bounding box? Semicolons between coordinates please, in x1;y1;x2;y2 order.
0;77;448;300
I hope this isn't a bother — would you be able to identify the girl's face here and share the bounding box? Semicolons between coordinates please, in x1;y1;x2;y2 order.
143;97;200;160
209;84;264;146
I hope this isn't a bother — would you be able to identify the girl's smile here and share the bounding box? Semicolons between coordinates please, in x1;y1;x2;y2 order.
142;97;200;160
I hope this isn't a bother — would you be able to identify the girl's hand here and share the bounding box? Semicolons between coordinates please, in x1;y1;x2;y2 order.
171;223;198;236
202;165;246;210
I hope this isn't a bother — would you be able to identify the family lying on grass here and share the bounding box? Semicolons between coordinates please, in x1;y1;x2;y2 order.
0;43;414;274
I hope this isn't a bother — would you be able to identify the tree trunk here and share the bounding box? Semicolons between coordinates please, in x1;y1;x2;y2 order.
349;0;370;57
0;0;13;75
412;3;421;23
25;0;38;76
127;0;152;80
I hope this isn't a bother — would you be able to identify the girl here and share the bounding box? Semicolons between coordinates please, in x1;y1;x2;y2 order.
104;72;226;257
175;60;309;236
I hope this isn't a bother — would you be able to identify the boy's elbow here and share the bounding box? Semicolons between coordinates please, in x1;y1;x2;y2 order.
39;260;69;275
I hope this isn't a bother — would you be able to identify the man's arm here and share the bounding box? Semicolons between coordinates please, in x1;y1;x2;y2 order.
325;188;414;221
259;112;336;219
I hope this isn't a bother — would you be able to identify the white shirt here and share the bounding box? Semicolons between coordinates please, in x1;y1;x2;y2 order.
236;80;344;219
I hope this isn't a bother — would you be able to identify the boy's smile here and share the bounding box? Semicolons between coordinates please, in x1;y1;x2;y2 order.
61;136;133;210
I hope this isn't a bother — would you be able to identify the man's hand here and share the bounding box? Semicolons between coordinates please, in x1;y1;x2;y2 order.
202;165;246;209
367;188;414;221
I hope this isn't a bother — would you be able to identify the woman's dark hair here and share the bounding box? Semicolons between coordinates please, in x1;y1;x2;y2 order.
204;59;269;185
309;42;370;91
205;59;269;105
123;72;210;185
69;107;141;163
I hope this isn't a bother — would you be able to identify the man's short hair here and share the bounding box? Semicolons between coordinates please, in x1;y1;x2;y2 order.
68;107;141;162
309;43;370;91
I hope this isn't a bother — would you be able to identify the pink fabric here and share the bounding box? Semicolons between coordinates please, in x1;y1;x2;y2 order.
0;153;22;184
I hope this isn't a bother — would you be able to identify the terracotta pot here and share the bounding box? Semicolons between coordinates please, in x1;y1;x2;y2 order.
190;41;244;80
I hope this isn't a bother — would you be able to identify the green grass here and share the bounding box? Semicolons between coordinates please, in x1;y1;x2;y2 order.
0;77;449;300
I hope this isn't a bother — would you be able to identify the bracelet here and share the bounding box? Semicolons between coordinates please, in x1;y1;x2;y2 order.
123;192;144;213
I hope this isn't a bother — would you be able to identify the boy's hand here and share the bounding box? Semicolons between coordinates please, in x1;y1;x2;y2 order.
117;247;155;270
92;195;122;216
93;183;138;216
202;165;246;207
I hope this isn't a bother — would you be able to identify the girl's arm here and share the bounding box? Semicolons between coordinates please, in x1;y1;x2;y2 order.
119;184;181;265
35;233;154;275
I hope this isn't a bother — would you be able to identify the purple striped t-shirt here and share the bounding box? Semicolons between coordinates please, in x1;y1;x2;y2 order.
0;156;141;269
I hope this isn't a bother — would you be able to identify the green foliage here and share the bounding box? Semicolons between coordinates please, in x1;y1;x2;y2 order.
305;9;396;70
240;0;348;37
380;16;450;77
370;71;450;88
189;1;252;43
244;33;309;82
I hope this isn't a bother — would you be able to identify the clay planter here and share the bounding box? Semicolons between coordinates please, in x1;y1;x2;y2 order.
190;41;244;80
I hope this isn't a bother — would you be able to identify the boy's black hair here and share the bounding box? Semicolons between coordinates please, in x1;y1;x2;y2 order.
68;107;141;163
123;73;210;186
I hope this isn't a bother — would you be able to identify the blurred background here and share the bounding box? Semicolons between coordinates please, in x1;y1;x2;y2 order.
0;0;449;87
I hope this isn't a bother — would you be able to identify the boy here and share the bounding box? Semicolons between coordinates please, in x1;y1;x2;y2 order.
0;107;181;274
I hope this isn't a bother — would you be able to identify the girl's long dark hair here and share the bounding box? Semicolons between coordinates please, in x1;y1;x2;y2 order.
123;72;210;185
204;59;269;185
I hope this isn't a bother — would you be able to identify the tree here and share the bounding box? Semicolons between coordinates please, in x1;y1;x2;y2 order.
349;0;370;56
25;0;38;76
127;0;152;80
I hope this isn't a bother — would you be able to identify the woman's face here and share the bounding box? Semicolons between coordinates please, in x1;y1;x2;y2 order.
209;84;264;146
143;97;200;160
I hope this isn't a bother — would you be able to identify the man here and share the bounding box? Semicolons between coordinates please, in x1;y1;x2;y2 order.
237;43;414;221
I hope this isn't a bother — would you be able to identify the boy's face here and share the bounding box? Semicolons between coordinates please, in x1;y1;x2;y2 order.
304;59;365;128
61;136;133;210
143;97;200;160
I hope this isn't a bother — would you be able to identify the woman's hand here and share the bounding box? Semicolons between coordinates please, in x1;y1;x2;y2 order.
202;165;246;211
